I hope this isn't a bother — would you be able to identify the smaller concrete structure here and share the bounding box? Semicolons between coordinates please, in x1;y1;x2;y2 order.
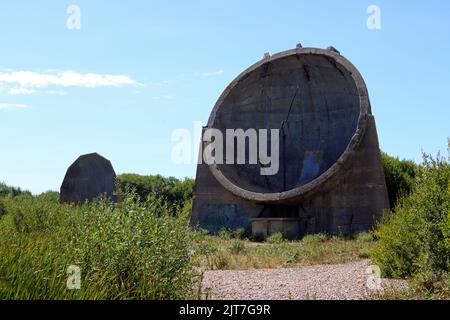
250;218;302;240
60;153;116;204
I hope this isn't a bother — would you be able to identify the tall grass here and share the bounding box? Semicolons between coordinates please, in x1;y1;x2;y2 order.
0;191;197;299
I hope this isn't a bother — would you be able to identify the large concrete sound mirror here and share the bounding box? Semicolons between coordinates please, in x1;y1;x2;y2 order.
191;46;389;239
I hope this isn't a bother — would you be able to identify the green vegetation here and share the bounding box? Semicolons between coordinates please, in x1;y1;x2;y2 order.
381;152;418;208
0;191;196;299
116;174;194;208
372;147;450;299
266;232;287;244
194;231;374;270
0;148;448;299
218;227;247;240
0;185;375;299
0;182;30;198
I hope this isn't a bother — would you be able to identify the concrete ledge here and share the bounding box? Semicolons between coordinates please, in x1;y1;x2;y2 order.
250;218;302;240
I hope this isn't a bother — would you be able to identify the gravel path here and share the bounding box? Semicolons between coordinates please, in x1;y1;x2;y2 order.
202;259;407;300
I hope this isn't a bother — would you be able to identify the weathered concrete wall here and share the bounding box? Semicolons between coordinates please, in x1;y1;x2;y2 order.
295;115;389;235
213;53;360;193
191;47;389;237
60;153;116;204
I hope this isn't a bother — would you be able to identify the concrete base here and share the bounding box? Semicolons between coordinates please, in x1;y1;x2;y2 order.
250;218;302;240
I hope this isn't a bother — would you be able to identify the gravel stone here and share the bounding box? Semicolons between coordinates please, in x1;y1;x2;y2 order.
201;260;407;300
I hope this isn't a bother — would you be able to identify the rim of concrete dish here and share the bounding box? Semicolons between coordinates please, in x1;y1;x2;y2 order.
206;47;371;203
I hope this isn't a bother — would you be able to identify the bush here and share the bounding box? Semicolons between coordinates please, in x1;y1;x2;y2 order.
0;182;31;198
229;240;246;254
0;200;5;218
233;228;247;240
381;152;418;208
355;232;375;243
210;252;230;270
250;233;265;242
218;227;247;240
301;233;327;244
372;146;450;287
266;232;287;244
116;174;194;208
218;227;233;239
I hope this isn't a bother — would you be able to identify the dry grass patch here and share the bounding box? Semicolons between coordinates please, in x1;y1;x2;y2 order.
193;232;375;271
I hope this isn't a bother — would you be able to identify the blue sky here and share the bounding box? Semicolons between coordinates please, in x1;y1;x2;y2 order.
0;0;449;194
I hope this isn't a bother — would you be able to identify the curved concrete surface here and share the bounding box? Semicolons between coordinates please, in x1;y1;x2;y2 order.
191;46;389;236
208;47;370;203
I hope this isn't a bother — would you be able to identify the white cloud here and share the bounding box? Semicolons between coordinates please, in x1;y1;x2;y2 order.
0;103;30;110
0;70;141;94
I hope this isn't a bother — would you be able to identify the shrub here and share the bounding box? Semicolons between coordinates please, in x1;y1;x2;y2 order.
116;174;194;208
233;228;247;240
229;240;246;254
0;200;5;218
381;152;418;208
217;227;247;240
372;146;450;287
210;251;230;270
0;182;31;198
301;233;327;244
218;227;233;239
266;232;287;244
250;233;265;242
356;232;375;243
